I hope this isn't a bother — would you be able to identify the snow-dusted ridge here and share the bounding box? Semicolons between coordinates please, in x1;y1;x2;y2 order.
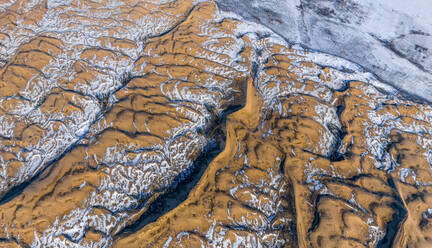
215;0;432;102
0;1;432;247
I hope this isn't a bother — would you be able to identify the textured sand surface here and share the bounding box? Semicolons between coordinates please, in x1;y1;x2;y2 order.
0;1;432;247
215;0;432;102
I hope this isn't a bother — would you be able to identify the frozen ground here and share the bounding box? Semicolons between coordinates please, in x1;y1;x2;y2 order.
215;0;432;102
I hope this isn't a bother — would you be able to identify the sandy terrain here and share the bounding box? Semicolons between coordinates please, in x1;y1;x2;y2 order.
0;1;431;247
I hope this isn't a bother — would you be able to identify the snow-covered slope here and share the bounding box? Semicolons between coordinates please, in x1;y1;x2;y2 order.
1;1;432;247
215;0;432;101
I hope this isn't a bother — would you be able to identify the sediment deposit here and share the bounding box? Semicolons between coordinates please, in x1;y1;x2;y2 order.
0;1;431;247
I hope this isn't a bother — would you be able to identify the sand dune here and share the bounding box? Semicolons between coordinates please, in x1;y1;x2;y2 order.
0;1;431;247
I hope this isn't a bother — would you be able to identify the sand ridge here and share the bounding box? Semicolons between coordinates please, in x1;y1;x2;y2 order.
0;1;431;247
